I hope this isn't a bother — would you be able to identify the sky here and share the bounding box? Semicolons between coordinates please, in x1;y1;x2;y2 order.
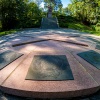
38;0;71;8
62;0;71;8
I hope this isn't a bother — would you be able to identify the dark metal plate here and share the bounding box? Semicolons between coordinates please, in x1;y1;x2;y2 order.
77;50;100;70
88;37;100;43
26;55;74;81
95;44;100;50
0;50;23;70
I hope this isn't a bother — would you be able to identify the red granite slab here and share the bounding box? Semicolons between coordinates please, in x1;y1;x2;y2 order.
7;36;34;45
0;49;99;98
60;42;100;85
0;34;99;98
73;51;100;85
0;53;27;85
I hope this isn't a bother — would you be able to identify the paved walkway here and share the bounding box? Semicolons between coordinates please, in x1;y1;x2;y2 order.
0;28;100;99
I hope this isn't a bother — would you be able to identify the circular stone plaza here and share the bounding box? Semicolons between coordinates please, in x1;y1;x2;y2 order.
0;28;100;99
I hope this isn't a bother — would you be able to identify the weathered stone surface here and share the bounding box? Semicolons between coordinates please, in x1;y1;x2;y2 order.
0;28;100;99
0;50;23;70
26;55;74;80
1;50;99;98
77;50;100;70
95;44;100;50
41;18;59;29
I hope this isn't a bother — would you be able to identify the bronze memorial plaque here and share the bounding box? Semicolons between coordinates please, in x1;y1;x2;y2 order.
96;44;100;50
0;50;23;70
26;55;74;81
78;50;100;70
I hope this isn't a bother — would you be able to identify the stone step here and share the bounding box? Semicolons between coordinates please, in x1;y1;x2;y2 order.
41;18;59;29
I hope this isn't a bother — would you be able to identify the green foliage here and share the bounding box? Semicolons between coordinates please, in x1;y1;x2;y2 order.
67;0;100;25
57;15;100;36
95;27;100;31
0;0;19;30
0;30;17;37
0;0;42;31
91;23;100;31
0;21;2;31
57;15;77;28
96;22;100;26
58;15;76;22
68;23;92;31
59;22;68;28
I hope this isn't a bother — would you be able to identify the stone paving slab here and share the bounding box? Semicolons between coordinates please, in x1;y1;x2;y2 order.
23;40;64;52
0;53;27;85
68;37;94;48
0;46;99;98
11;35;50;47
11;43;37;54
52;39;88;47
12;39;50;47
0;36;36;51
10;34;88;46
0;28;100;99
59;42;100;85
11;40;63;54
73;51;100;85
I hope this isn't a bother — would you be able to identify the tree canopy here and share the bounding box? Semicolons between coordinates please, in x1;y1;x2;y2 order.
67;0;100;25
0;0;42;30
0;0;100;34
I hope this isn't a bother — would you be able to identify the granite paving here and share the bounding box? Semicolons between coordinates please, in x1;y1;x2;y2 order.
0;28;100;99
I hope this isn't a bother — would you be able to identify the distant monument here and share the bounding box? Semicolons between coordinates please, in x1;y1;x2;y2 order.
46;0;62;18
47;5;52;18
34;0;62;18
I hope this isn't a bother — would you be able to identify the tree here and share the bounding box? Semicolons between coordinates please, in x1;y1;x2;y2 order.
0;0;18;30
0;0;42;30
67;0;100;25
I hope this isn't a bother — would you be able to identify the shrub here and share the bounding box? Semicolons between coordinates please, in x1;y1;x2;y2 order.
91;25;96;30
59;23;68;28
95;26;100;31
96;23;100;27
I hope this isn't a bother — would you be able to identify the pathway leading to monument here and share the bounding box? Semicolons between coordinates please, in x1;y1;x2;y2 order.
0;28;100;99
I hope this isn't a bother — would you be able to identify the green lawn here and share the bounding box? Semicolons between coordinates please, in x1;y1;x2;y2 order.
0;21;17;37
0;30;18;37
68;23;100;36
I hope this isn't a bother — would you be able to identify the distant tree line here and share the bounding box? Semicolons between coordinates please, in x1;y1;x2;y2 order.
0;0;100;32
0;0;42;30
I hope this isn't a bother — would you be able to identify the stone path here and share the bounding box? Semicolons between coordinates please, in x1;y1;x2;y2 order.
0;28;100;99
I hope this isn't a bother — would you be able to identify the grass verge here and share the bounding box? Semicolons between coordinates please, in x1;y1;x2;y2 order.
57;16;100;36
0;29;18;37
